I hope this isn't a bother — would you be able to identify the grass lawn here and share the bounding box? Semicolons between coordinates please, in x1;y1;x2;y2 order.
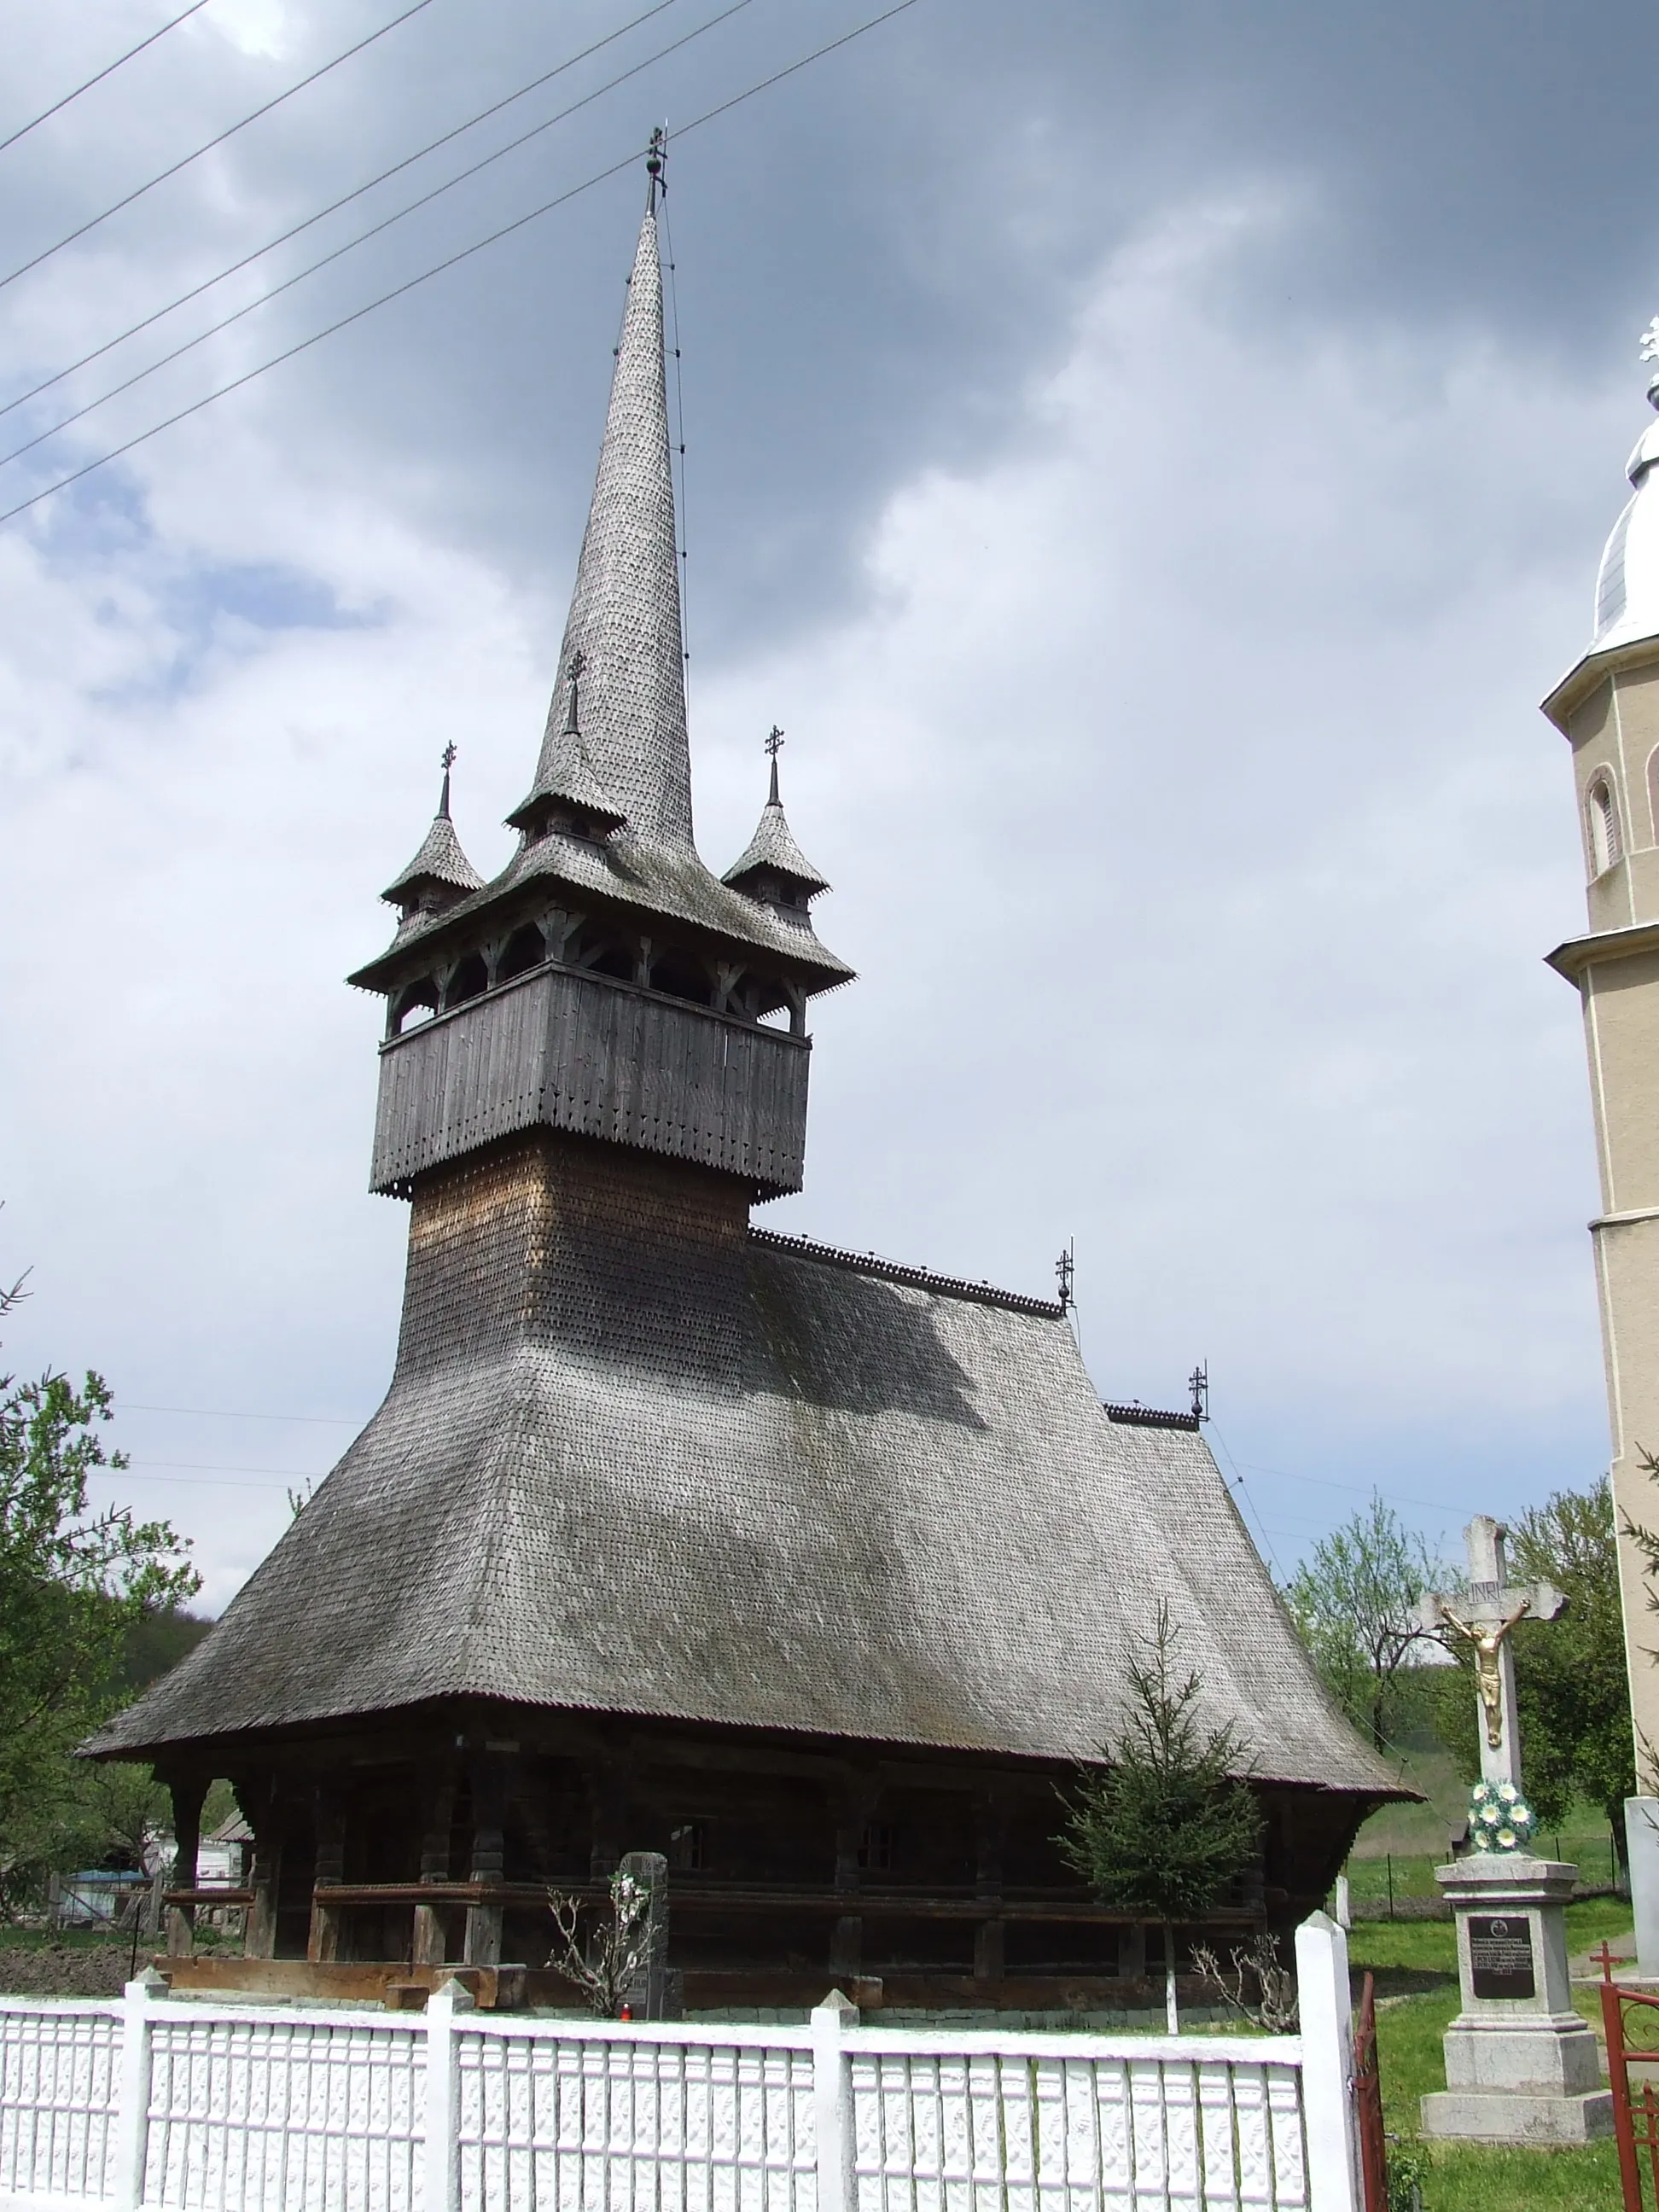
1349;1901;1628;2209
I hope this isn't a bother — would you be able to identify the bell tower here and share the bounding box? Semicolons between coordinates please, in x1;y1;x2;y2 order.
1543;327;1659;1778
350;140;850;1204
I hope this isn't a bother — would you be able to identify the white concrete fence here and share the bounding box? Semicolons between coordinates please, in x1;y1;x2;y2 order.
0;1918;1359;2212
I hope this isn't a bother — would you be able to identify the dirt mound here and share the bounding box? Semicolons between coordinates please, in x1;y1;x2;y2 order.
0;1945;135;1998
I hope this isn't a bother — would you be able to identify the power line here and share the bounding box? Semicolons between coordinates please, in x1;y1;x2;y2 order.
129;1458;332;1478
1225;1453;1486;1523
0;0;439;297
0;0;216;160
1208;1422;1286;1581
120;1401;358;1425
659;150;693;702
0;0;690;429
0;0;760;474
94;1464;293;1490
0;0;926;531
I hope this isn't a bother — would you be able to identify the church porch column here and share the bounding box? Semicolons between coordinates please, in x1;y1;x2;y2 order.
163;1776;207;1959
464;1750;515;1967
239;1778;279;1959
306;1781;348;1964
412;1764;458;1968
972;1792;1010;1990
828;1776;878;1983
587;1755;628;1879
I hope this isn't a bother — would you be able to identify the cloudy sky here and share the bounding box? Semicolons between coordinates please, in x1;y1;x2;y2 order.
0;0;1654;1612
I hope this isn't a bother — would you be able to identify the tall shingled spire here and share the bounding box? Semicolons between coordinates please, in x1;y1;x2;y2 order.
512;131;690;848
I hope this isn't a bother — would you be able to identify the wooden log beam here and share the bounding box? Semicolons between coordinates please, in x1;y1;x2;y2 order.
308;1880;1260;1926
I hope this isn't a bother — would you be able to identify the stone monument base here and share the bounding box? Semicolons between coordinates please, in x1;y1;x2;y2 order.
1420;2087;1613;2145
1418;1854;1614;2145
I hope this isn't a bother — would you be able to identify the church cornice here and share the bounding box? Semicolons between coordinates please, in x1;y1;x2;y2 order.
1544;917;1659;981
1541;630;1659;729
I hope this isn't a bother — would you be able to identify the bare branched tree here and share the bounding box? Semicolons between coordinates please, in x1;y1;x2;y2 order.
546;1866;652;2017
1190;1934;1299;2033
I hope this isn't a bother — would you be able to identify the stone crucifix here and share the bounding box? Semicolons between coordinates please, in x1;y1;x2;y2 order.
1418;1516;1565;1789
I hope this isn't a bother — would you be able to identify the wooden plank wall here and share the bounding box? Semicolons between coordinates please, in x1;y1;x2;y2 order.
370;968;812;1195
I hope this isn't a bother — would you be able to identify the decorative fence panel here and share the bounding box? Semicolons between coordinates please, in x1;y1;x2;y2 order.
0;1921;1359;2212
0;2001;119;2205
844;2041;1308;2212
143;2013;424;2212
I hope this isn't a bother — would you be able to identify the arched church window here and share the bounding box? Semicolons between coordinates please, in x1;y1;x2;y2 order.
1587;773;1623;877
443;952;489;1010
649;952;714;1008
497;923;545;984
576;931;634;983
391;980;439;1036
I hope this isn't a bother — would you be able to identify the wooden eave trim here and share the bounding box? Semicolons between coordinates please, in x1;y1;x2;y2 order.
306;1879;1262;1925
1545;919;1659;981
350;877;850;1001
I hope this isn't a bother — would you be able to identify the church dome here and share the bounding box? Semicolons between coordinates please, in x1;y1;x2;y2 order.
1589;390;1659;656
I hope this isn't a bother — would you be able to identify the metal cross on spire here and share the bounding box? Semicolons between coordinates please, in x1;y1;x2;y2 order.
563;649;587;736
765;725;784;804
1188;1363;1208;1423
1418;1517;1564;1790
438;741;457;817
440;742;457;772
645;124;666;212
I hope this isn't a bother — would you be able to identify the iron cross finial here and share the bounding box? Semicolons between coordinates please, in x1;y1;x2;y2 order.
1189;1363;1208;1423
563;650;586;736
440;742;457;773
765;725;785;760
1055;1242;1075;1313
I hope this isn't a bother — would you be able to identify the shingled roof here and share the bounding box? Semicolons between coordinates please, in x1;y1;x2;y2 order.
90;1200;1394;1797
723;760;831;899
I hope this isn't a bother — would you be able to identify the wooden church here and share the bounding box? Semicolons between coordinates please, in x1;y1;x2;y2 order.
90;151;1397;2011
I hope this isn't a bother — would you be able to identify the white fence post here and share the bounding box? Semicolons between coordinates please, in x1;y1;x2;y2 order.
425;1975;474;2212
112;1970;166;2211
811;1991;859;2212
1295;1912;1359;2212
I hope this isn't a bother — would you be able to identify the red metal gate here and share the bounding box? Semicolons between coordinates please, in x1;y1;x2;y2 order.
1597;1942;1659;2210
1353;1970;1388;2212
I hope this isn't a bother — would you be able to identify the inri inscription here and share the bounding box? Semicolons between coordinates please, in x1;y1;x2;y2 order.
1468;1914;1535;2000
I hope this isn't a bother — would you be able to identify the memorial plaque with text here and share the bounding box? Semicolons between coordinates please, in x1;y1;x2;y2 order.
1469;1914;1535;2000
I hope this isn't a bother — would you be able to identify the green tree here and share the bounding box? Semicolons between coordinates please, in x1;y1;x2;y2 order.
0;1283;197;1909
1058;1603;1262;2031
1507;1481;1633;1854
1283;1495;1441;1750
1429;1481;1633;1870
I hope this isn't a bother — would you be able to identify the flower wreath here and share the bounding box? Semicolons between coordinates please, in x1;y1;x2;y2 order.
1468;1779;1536;1854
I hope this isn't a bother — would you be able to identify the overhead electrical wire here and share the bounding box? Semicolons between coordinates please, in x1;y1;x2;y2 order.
0;0;760;474
121;1401;357;1424
0;0;439;296
0;0;216;160
0;0;925;531
0;0;690;429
